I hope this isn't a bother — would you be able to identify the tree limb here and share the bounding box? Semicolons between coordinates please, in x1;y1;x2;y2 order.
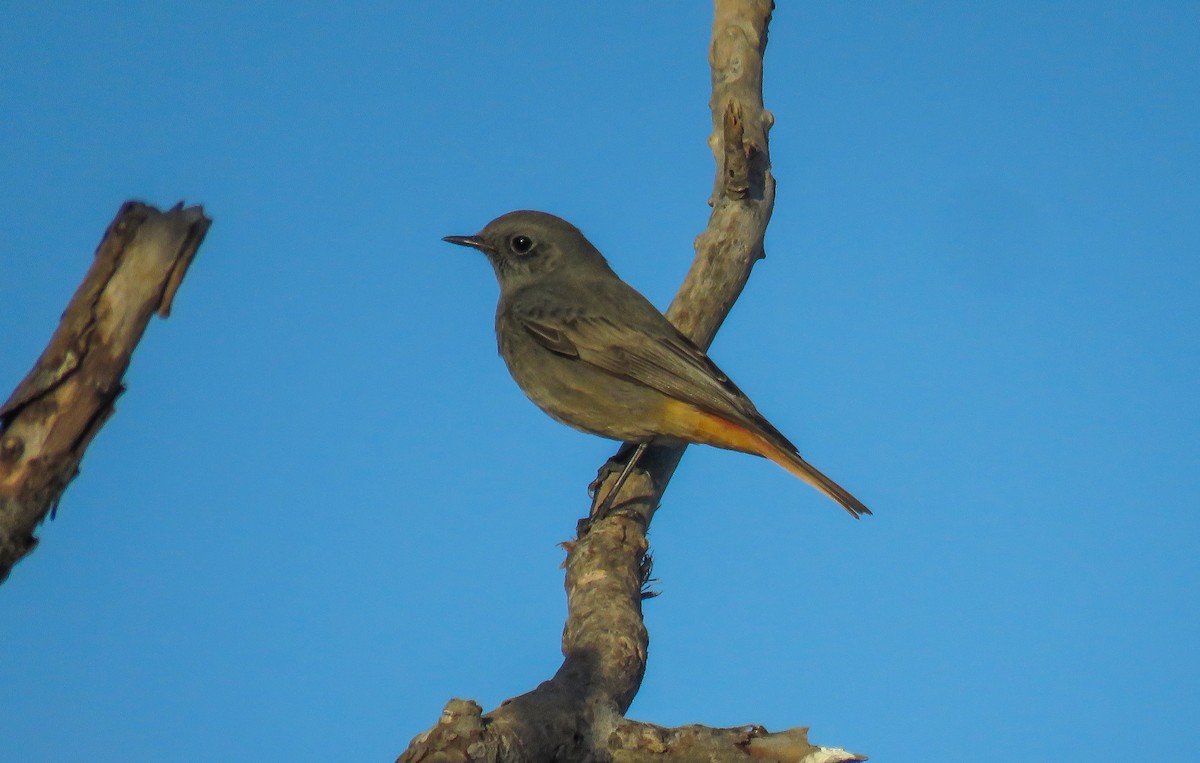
400;2;865;760
0;201;210;585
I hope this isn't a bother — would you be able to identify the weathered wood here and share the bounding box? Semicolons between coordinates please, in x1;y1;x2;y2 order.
399;2;865;760
0;201;210;584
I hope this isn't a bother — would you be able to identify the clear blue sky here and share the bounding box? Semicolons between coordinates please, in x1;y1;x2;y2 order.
2;3;1197;761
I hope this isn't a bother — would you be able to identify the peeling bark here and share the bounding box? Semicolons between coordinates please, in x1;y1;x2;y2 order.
399;2;866;761
608;721;863;763
0;201;210;584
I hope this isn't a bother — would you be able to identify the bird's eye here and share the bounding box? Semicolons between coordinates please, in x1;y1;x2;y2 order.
510;235;534;255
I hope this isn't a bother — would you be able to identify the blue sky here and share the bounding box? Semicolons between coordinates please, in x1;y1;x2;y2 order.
2;3;1197;761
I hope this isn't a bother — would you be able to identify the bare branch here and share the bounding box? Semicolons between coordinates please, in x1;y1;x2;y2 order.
400;2;864;761
0;201;210;584
608;720;866;763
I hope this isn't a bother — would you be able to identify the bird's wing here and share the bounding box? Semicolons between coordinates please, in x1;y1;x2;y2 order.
512;284;790;446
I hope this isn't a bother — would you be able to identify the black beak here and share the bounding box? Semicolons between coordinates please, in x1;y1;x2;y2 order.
442;234;490;252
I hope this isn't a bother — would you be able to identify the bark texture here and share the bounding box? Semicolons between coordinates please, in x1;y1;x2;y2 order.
400;2;865;762
0;201;210;585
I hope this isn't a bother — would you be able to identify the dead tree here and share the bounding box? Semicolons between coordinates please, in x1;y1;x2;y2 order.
0;202;210;585
398;3;867;762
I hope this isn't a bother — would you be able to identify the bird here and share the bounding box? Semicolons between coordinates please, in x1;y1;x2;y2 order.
443;210;870;518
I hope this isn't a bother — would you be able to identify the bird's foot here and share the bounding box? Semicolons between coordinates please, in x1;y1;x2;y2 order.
582;442;649;534
587;442;641;499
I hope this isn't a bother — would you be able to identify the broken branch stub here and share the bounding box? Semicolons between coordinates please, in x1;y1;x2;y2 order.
0;201;211;585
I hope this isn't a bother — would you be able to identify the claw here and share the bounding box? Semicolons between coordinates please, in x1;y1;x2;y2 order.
590;442;649;521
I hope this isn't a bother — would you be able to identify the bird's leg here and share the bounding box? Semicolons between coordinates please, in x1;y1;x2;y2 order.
590;442;649;520
587;442;639;498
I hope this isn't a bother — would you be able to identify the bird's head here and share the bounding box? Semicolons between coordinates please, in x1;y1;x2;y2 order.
443;210;611;291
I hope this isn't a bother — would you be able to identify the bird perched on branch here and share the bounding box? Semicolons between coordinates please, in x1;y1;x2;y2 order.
444;210;870;518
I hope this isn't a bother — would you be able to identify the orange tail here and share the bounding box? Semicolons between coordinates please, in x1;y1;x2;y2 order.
758;442;872;519
673;401;872;519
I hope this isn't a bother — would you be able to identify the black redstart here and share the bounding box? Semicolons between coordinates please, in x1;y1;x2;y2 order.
443;210;870;518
